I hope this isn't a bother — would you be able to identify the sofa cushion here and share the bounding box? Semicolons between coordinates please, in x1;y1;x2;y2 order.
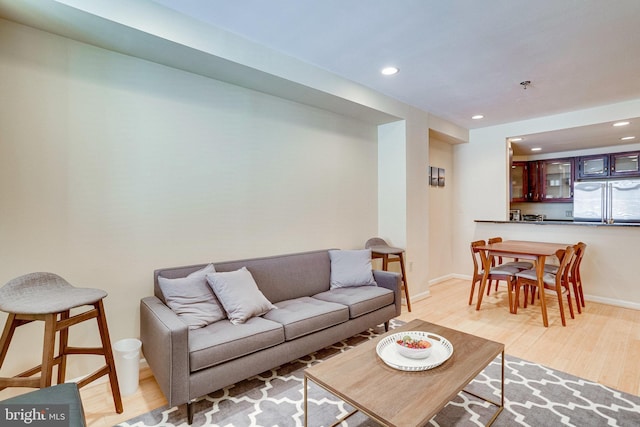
158;264;226;329
188;317;284;372
206;267;277;325
328;249;377;289
313;286;394;318
213;250;332;304
263;297;349;341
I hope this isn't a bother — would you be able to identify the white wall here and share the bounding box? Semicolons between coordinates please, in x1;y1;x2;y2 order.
453;99;640;308
0;20;380;381
427;136;454;284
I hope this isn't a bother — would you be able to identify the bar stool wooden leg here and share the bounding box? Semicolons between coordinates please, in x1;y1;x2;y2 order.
57;310;70;384
41;313;57;388
95;300;123;414
398;253;412;312
0;314;17;369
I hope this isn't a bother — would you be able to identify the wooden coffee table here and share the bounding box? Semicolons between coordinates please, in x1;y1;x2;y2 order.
304;319;504;426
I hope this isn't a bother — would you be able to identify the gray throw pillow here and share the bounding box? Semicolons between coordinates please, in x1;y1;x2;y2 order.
206;267;276;325
329;249;377;289
158;264;226;330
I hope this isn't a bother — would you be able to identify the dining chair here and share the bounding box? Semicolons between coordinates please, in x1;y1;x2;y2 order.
513;245;576;327
530;243;586;313
528;248;565;304
486;237;534;295
569;242;587;313
469;240;522;309
542;248;567;275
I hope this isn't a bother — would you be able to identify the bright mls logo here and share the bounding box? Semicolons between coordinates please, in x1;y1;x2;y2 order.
1;404;69;426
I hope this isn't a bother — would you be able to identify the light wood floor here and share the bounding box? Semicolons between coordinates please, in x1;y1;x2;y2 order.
52;278;640;425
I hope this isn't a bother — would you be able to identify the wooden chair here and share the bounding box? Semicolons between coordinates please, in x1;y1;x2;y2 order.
365;237;411;312
469;240;522;311
486;237;533;295
0;272;123;414
530;243;586;313
542;248;566;275
569;242;587;313
514;245;576;327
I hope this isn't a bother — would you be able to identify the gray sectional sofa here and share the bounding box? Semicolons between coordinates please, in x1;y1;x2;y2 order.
140;249;401;423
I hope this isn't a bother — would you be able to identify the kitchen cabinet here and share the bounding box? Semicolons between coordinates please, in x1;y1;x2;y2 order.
611;151;640;177
540;158;574;201
510;158;574;202
510;162;528;201
577;151;640;179
577;154;609;178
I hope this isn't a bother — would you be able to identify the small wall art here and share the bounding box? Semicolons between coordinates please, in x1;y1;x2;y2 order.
438;168;445;187
429;166;438;186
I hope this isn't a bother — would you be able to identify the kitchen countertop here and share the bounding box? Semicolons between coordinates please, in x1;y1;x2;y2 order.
475;219;640;227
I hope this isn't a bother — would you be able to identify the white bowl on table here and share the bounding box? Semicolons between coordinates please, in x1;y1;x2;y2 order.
395;335;433;359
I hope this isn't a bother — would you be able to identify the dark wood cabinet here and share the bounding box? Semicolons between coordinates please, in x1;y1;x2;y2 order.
577;151;640;179
511;158;574;202
510;162;528;202
527;161;542;201
577;154;609;179
610;151;640;177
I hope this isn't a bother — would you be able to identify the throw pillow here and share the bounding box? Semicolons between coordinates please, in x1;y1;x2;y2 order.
328;249;377;289
206;267;277;325
158;264;226;330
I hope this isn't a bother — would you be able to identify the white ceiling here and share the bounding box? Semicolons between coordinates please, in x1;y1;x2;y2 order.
509;119;640;156
150;0;640;132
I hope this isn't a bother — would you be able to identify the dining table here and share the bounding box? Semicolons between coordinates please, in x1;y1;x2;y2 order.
474;240;571;318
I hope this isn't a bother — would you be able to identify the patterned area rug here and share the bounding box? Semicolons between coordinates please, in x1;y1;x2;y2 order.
119;321;640;427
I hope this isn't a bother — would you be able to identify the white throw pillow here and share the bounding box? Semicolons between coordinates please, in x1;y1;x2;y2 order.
206;267;277;325
328;249;377;289
158;264;226;329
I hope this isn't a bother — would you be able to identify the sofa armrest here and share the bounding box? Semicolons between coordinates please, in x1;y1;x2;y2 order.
373;270;402;317
140;296;190;407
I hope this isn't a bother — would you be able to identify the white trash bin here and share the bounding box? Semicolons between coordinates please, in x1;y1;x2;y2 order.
113;338;142;397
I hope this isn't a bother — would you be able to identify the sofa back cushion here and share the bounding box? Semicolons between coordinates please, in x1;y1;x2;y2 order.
213;250;332;303
153;249;333;305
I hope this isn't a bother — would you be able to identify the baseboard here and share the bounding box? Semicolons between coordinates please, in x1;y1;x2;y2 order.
585;295;640;311
406;289;430;303
429;273;467;285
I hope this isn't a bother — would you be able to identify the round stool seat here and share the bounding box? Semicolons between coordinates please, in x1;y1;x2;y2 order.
365;237;411;312
367;245;404;255
0;272;107;314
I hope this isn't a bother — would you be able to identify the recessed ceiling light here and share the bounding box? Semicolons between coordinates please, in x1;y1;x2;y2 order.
621;136;636;141
381;66;399;76
531;147;542;152
510;137;524;142
613;121;630;127
472;115;484;120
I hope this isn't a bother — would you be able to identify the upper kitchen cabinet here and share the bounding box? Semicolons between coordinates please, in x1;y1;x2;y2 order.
610;151;640;177
577;154;608;179
577;151;640;179
540;158;574;201
510;158;574;202
510;161;528;201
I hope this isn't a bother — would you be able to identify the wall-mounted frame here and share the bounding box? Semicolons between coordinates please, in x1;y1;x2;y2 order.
438;168;445;187
429;166;438;186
